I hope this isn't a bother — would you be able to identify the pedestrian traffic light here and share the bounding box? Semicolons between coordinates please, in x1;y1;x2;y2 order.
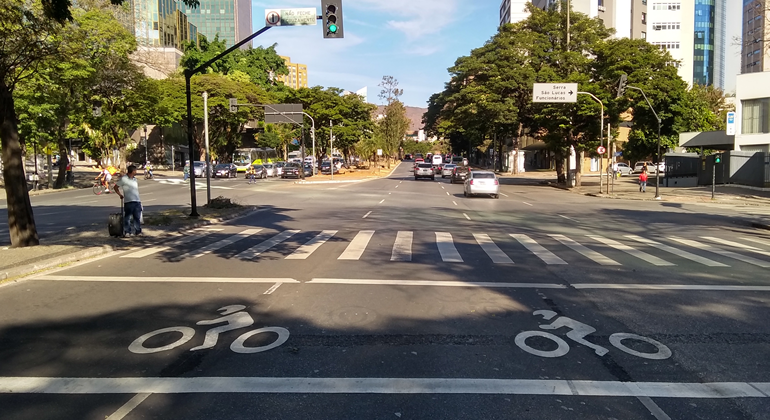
323;0;344;39
616;74;628;98
229;98;237;113
715;154;722;164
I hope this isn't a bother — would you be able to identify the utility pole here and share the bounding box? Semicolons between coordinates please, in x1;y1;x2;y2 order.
578;92;604;194
330;121;334;181
203;91;212;204
566;0;570;51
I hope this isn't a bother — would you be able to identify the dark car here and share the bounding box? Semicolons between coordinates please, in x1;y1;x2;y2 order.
246;164;267;179
404;154;413;161
213;163;237;178
320;160;347;175
281;163;302;179
433;163;444;174
303;164;314;177
451;165;470;184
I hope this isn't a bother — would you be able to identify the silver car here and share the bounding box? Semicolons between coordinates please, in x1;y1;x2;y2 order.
441;164;456;178
464;171;499;198
414;163;435;180
263;164;277;177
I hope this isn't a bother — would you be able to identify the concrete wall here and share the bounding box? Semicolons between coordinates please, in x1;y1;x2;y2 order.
735;72;770;151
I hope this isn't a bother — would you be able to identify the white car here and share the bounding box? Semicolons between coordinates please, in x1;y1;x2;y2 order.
464;171;499;198
263;164;277;177
615;162;632;176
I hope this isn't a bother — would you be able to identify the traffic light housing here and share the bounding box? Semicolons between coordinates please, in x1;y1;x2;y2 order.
323;1;344;39
616;74;628;98
715;154;722;164
229;98;237;113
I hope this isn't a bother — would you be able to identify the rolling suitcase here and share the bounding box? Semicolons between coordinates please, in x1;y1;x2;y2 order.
109;198;124;237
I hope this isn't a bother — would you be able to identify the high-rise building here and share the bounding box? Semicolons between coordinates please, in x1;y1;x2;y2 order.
131;0;200;79
181;0;252;48
277;56;309;89
647;0;726;88
741;0;770;73
500;0;647;41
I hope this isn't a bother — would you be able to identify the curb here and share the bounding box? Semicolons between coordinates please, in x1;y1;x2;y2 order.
0;206;258;284
294;179;370;185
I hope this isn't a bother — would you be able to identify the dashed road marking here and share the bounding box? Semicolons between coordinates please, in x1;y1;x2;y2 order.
474;234;514;264
550;234;620;266
463;213;471;220
391;231;413;261
105;393;151;420
522;202;533;206
363;211;372;219
436;232;463;262
558;214;578;222
339;231;375;260
453;201;458;206
670;237;770;268
263;282;283;295
625;235;727;267
589;235;674;266
379;199;385;204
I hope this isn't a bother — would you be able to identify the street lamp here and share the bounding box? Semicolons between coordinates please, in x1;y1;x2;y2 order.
625;86;662;200
143;124;148;167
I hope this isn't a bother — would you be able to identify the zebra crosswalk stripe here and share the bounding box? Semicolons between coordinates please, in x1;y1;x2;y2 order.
121;232;217;259
235;230;300;260
474;234;514;264
701;237;770;258
178;229;263;260
286;231;338;260
510;234;567;265
670;237;770;268
588;235;674;266
742;237;770;247
392;231;413;262
625;235;728;267
549;234;621;266
436;232;463;263
338;231;375;260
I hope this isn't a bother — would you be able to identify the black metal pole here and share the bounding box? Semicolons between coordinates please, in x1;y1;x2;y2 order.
711;159;716;200
655;119;661;199
183;25;273;217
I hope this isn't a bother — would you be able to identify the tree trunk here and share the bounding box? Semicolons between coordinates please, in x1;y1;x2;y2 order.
0;82;39;247
46;153;53;187
53;141;68;189
555;149;566;184
575;148;584;187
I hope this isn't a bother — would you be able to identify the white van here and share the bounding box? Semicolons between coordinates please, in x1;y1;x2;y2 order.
431;155;443;165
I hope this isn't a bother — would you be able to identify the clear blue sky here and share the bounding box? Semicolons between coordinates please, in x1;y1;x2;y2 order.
251;1;743;105
251;0;500;108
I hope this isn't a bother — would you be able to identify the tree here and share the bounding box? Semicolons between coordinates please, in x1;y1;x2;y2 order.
377;101;410;167
378;76;403;105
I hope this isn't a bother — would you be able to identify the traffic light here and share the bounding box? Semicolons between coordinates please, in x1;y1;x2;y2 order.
715;154;722;164
616;74;628;98
92;106;102;117
229;98;237;113
323;1;344;39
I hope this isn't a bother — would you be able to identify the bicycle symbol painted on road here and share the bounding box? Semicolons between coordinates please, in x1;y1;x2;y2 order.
514;310;672;360
129;305;290;355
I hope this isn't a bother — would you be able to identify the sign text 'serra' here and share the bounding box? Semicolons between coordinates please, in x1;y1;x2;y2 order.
265;8;318;26
532;83;578;103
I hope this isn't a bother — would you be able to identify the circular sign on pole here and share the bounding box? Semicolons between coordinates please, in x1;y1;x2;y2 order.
597;146;606;154
266;11;281;26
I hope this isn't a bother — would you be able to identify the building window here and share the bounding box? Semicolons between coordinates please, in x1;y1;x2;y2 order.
742;98;770;134
642;12;647;24
641;31;647;39
652;22;681;30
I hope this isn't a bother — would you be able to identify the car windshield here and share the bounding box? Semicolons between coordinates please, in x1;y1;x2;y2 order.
264;164;273;168
473;173;496;179
215;164;229;169
418;163;432;168
253;165;264;170
444;164;456;169
193;162;205;167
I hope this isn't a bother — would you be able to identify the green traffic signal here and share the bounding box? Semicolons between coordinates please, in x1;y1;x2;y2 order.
329;24;337;33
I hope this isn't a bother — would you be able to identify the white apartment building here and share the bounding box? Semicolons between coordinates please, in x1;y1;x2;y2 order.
647;0;726;89
499;0;531;25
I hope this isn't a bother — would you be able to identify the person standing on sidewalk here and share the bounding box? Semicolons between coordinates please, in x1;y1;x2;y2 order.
639;169;648;193
114;165;142;236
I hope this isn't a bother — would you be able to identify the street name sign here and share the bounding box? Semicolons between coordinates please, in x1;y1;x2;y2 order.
265;8;318;26
726;111;736;136
532;83;578;103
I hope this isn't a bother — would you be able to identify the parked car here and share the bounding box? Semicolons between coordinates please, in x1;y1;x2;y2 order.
632;161;654;174
441;164;456;178
213;163;237;178
615;162;632;176
464;171;499;199
414;163;435;180
246;164;267;179
451;165;470;184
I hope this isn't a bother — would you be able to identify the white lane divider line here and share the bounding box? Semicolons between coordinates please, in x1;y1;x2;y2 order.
179;229;263;260
446;192;451;196
379;199;385;204
637;396;672;420
453;201;458;206
474;234;514;264
522;202;533;206
625;235;728;267
558;214;578;222
441;186;445;190
395;185;399;189
309;279;564;288
701;237;770;258
362;211;372;219
236;230;300;260
463;213;471;221
122;231;219;259
588;235;674;267
286;231;338;260
572;283;770;291
500;193;509;197
436;232;463;263
30;276;299;283
391;231;413;262
263;282;283;295
670;237;770;268
511;234;567;265
549;234;621;266
339;231;375;260
106;393;152;420
743;237;770;247
5;377;768;399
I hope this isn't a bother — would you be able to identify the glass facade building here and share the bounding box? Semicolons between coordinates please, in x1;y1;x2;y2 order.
182;0;252;48
134;0;199;49
692;0;716;86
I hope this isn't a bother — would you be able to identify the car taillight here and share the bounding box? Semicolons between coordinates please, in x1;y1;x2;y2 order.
469;180;474;185
494;180;499;185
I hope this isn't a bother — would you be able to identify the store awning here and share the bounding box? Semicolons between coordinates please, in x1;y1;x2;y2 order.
679;131;734;151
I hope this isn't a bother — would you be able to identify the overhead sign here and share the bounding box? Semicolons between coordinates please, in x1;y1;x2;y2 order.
726;111;736;136
265;8;317;27
532;83;578;103
265;104;304;125
597;146;606;154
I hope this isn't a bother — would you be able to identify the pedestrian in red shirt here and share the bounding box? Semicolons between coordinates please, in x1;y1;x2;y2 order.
639;169;648;193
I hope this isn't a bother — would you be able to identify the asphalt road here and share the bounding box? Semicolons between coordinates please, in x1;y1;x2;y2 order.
1;163;770;419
